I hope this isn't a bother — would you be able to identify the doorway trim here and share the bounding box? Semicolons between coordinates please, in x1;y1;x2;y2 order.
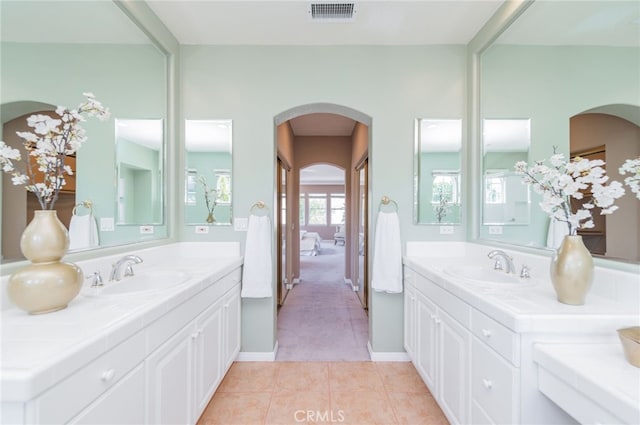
275;103;372;127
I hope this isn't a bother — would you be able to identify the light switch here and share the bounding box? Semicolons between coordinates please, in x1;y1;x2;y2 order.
439;225;454;235
234;218;248;231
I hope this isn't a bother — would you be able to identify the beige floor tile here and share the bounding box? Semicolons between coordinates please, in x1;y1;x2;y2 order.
266;390;332;425
375;362;429;393
217;362;280;393
275;362;330;394
331;391;398;424
387;391;450;425
197;392;271;425
329;362;385;392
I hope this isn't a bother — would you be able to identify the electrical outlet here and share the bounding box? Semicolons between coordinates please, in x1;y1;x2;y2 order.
195;226;209;234
439;225;454;235
489;226;503;235
234;218;248;231
139;225;154;234
100;217;114;232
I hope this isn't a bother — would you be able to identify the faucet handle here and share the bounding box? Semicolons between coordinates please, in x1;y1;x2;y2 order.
86;271;104;287
520;264;530;279
493;259;504;271
124;264;136;277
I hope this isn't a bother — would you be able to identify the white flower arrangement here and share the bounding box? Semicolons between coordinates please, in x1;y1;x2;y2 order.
198;175;218;217
619;157;640;200
0;93;110;210
515;152;625;236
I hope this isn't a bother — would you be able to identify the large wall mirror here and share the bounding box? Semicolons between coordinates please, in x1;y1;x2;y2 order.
478;0;640;264
184;120;233;226
1;1;168;264
414;119;462;225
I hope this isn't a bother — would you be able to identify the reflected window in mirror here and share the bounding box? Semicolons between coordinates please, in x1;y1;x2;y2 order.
481;119;531;227
477;1;639;266
184;120;233;226
414;119;462;224
115;119;164;225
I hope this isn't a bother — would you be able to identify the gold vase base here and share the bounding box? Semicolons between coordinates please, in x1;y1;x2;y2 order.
29;304;68;315
8;262;83;315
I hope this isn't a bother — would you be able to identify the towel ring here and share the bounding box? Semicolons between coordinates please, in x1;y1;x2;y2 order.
72;200;93;216
378;196;398;212
250;201;268;214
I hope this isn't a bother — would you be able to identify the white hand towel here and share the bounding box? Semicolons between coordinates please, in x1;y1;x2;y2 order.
546;217;569;250
68;213;99;250
372;211;403;294
241;214;273;298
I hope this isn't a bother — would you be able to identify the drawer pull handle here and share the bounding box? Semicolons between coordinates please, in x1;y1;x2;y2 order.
101;369;116;382
434;318;442;325
191;332;198;340
482;379;493;389
482;329;492;338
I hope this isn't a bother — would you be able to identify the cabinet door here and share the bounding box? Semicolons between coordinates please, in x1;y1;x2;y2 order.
416;291;438;392
69;364;145;425
438;310;471;425
222;286;241;371
404;283;416;359
195;300;224;417
146;324;196;425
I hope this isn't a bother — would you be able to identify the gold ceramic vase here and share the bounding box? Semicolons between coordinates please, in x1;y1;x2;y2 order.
8;210;83;314
206;212;215;223
549;235;594;305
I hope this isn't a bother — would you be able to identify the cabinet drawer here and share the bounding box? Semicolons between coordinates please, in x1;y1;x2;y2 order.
34;331;145;425
471;309;519;366
471;338;519;425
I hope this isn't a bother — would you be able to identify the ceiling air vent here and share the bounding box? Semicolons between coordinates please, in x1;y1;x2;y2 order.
308;2;356;22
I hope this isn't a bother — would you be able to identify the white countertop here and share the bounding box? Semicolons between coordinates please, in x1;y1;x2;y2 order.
534;343;640;424
1;243;242;402
403;255;640;334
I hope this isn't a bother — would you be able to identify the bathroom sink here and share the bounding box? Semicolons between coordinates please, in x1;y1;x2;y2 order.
99;270;191;295
443;265;532;286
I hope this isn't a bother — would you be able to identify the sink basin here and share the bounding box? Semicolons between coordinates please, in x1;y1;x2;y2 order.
443;265;532;286
98;270;191;295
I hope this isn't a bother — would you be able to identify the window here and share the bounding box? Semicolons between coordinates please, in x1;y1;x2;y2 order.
308;194;327;225
431;172;459;205
215;170;231;204
299;195;306;226
330;194;345;225
485;172;506;204
281;193;286;225
185;170;197;205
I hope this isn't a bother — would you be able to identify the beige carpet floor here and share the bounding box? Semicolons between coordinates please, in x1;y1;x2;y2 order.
276;241;370;361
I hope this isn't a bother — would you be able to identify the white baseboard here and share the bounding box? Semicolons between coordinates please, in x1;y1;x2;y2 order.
292;277;300;284
286;284;293;290
367;341;411;362
236;341;278;362
344;277;359;292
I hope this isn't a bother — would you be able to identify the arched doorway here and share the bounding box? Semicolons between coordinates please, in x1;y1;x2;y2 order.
274;104;370;360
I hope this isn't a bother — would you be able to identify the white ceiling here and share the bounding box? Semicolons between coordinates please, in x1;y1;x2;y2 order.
146;1;504;46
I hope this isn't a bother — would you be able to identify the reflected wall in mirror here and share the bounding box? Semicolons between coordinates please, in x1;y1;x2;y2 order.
1;1;168;263
479;0;640;263
115;119;164;225
184;120;233;225
414;119;462;224
482;119;531;225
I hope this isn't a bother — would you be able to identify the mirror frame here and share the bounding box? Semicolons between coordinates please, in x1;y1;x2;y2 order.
1;0;179;276
468;0;639;273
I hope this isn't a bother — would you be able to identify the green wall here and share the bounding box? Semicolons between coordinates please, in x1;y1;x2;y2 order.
180;45;468;353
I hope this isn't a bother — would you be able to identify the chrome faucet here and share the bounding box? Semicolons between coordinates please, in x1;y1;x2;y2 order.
487;250;516;274
109;255;143;282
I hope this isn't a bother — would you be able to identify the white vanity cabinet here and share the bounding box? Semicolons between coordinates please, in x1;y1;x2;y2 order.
146;269;241;424
404;267;471;425
3;263;242;425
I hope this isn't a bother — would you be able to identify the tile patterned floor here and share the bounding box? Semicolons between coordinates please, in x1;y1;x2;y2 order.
197;361;450;425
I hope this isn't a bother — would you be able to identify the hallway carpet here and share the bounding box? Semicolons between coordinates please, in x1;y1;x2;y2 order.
276;241;370;361
197;361;450;425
